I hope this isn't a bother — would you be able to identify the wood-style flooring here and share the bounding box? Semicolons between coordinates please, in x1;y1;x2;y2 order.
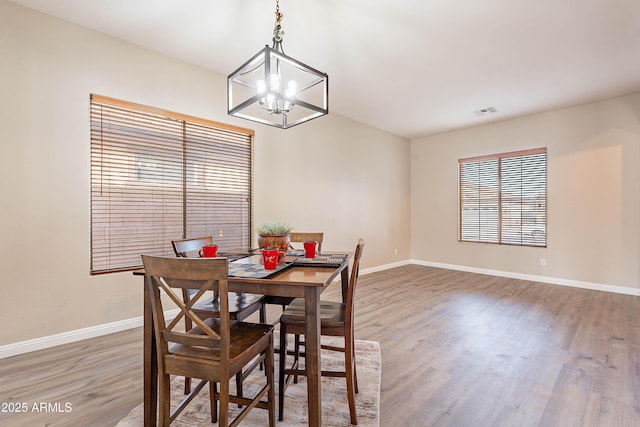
1;265;639;426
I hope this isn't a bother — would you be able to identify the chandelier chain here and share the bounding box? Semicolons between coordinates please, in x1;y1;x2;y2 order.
275;0;282;23
272;0;285;50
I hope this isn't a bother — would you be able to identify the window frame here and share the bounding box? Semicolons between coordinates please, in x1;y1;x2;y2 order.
89;94;254;274
458;147;547;248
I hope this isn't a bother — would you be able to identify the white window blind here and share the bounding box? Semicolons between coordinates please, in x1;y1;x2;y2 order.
459;148;547;247
90;95;254;274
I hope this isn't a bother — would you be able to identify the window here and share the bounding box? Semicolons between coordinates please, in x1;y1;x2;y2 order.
459;148;547;247
90;95;254;274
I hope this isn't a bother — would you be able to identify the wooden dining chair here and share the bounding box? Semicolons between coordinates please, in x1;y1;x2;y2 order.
172;236;266;396
289;231;324;254
263;231;325;315
141;255;275;426
277;239;364;425
171;236;266;323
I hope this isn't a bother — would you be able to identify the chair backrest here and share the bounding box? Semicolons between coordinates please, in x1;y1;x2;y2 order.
289;232;324;253
345;239;365;327
141;255;231;370
171;236;214;258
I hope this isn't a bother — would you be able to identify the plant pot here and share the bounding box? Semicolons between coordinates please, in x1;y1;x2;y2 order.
257;233;290;265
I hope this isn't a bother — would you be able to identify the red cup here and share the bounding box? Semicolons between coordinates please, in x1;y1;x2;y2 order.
199;244;218;258
261;248;279;270
303;241;317;258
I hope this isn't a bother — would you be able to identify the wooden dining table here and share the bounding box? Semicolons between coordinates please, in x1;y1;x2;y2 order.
137;252;351;427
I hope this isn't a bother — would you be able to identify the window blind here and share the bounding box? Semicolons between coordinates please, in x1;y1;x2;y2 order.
459;148;547;247
90;95;254;274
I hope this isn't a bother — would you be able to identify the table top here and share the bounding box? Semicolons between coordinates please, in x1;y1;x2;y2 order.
228;254;349;288
134;252;351;293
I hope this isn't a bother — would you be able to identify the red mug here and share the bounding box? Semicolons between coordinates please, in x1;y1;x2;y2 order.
199;244;218;258
303;241;317;258
261;248;280;270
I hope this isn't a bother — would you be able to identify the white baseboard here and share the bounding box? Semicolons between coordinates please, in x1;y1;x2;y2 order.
4;259;637;359
360;260;412;275
0;309;179;360
411;259;640;296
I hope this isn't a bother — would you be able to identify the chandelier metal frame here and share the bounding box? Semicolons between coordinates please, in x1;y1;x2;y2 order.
227;0;329;129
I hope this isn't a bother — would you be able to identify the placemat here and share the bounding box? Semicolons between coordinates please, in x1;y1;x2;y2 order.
292;253;349;267
228;261;291;278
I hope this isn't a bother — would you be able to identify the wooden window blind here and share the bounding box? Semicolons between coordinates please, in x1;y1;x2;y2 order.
459;148;547;247
90;95;254;274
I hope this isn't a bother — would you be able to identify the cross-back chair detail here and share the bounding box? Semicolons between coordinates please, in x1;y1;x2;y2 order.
142;255;275;426
157;277;221;342
171;236;267;397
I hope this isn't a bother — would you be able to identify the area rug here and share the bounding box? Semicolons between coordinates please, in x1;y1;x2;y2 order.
117;336;380;426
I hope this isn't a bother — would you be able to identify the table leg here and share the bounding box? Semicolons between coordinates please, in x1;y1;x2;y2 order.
143;277;157;427
304;286;322;427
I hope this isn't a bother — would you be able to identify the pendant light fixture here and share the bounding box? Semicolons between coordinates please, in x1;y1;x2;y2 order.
227;0;329;129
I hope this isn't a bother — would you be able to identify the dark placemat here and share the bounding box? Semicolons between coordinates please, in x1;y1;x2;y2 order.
228;260;291;278
292;254;349;267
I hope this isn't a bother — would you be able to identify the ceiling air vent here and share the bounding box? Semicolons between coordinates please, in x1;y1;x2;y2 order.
474;106;498;116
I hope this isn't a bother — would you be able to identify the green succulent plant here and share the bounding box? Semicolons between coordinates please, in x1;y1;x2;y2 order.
257;221;293;235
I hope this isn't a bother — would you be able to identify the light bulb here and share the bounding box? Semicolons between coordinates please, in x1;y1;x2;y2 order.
269;74;281;91
266;94;275;110
256;79;266;94
285;80;297;98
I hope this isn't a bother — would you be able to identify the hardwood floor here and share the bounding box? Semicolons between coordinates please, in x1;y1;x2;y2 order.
0;326;144;427
2;265;640;426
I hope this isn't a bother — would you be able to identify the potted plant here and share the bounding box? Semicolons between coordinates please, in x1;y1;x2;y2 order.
257;222;293;263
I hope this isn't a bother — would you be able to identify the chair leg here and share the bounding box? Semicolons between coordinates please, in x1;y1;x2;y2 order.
352;334;359;393
278;323;287;421
209;381;217;423
184;376;191;394
159;373;171;427
258;303;267;371
293;334;301;384
219;377;230;427
260;302;267;323
345;336;358;425
235;371;244;408
266;335;276;427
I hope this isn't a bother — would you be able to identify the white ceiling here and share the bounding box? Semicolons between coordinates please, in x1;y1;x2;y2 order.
10;0;640;139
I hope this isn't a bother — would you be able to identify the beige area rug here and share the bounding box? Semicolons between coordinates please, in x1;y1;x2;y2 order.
117;336;380;426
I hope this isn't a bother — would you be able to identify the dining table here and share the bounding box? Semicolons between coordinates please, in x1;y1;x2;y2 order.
136;250;352;427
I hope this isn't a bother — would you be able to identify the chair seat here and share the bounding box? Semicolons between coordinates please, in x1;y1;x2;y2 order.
280;298;347;329
169;318;273;365
192;292;265;321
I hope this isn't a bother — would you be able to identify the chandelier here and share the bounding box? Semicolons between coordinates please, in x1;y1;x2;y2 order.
227;0;329;129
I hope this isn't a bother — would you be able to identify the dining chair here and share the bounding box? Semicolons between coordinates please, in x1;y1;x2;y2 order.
141;255;275;426
263;231;325;316
289;231;324;254
277;238;364;425
171;236;266;323
172;236;266;396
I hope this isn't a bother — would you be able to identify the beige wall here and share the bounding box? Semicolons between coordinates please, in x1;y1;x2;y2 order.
411;93;640;291
0;1;411;346
4;0;638;349
253;118;410;266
